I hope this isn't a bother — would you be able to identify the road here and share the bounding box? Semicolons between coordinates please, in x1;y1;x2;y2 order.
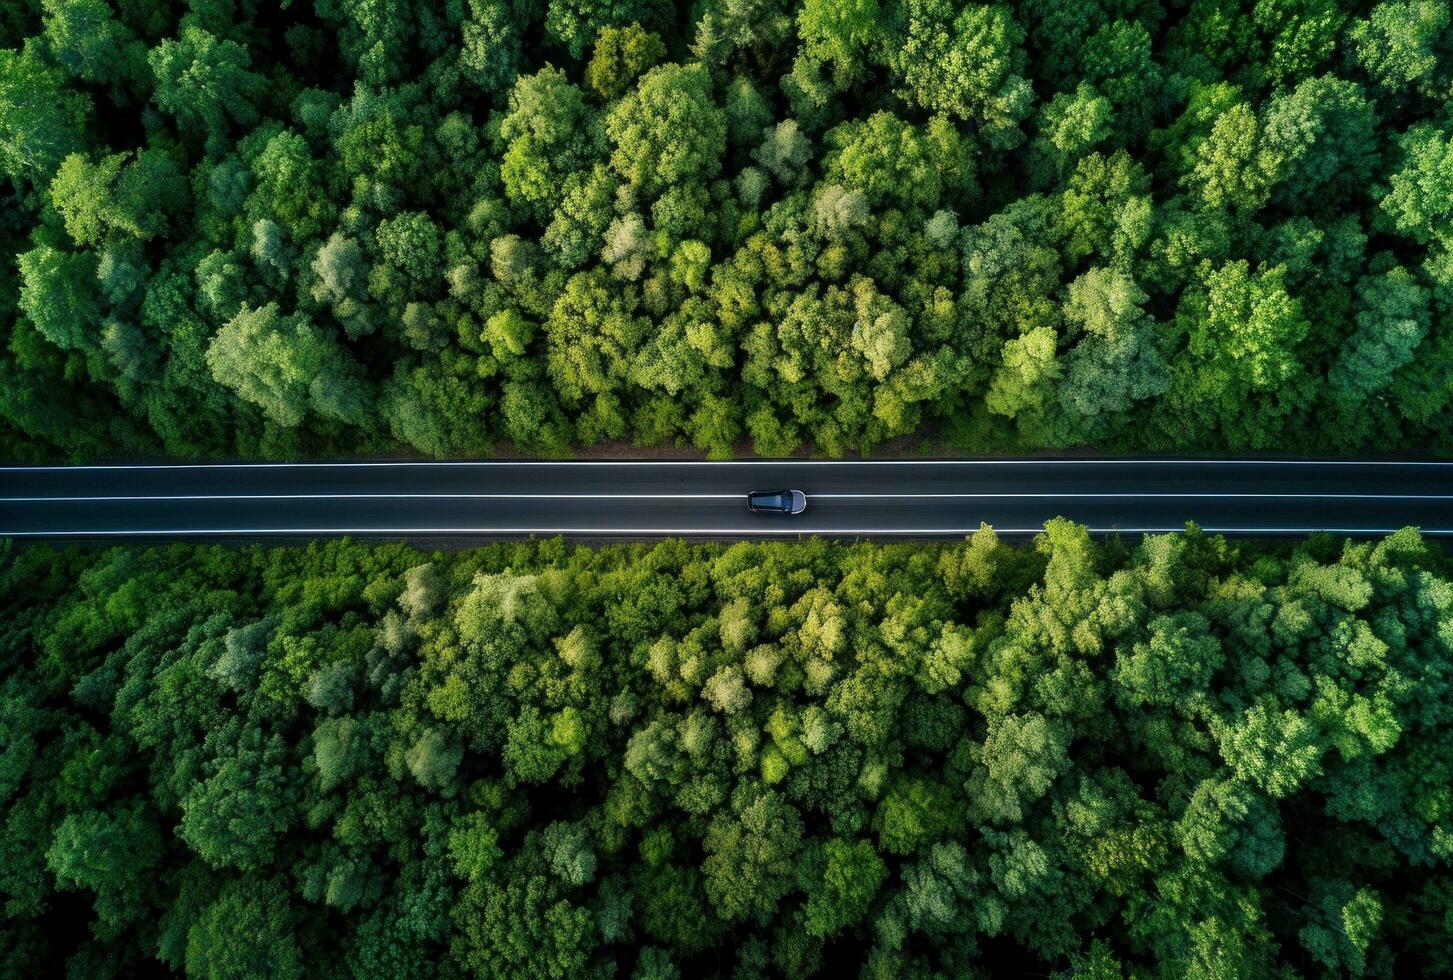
2;459;1452;540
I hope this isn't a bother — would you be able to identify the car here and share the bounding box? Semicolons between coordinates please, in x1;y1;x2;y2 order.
746;489;807;515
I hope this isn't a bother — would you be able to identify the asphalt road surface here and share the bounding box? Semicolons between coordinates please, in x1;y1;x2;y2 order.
2;459;1452;540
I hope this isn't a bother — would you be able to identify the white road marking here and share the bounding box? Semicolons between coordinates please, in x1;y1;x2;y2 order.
1;493;746;501
4;492;1451;502
5;458;1453;471
810;492;1453;500
2;527;1448;537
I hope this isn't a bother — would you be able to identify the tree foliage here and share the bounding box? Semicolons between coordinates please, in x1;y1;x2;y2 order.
2;526;1451;974
1;0;1451;461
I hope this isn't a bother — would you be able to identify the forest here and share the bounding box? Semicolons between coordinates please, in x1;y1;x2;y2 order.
2;526;1451;976
0;0;1451;460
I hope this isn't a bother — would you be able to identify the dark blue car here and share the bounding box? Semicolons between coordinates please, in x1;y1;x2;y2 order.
746;490;807;515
